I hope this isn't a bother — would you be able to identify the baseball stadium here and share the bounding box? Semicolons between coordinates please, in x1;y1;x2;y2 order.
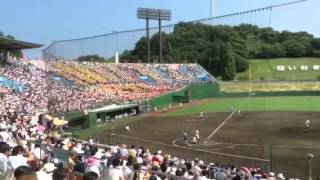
1;0;320;179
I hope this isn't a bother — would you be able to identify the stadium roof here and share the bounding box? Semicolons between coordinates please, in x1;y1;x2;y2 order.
0;37;43;50
88;103;139;114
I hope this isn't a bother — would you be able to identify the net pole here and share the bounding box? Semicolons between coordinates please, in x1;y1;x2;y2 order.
146;18;151;63
249;63;252;94
269;145;273;172
159;19;163;63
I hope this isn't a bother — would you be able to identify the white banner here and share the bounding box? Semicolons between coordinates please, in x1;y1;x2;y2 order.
276;65;320;72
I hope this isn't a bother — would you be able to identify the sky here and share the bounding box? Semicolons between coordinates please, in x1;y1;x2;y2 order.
0;0;319;58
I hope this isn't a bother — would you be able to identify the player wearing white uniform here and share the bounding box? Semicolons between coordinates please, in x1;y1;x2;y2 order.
194;129;200;141
125;125;131;131
238;110;241;116
305;120;311;129
200;112;204;119
183;131;188;144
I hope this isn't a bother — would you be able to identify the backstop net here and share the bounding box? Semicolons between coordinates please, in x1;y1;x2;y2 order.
42;6;272;61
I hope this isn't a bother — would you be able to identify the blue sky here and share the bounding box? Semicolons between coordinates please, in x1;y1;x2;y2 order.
0;0;318;58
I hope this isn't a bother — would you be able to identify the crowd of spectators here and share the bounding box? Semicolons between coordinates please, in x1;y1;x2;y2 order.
0;58;309;179
50;61;214;86
1;59;215;119
0;130;298;180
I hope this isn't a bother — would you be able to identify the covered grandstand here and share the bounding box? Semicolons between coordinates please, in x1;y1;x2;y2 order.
0;37;42;63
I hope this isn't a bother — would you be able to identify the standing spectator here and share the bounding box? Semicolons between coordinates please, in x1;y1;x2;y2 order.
105;158;125;180
52;166;68;180
0;142;13;180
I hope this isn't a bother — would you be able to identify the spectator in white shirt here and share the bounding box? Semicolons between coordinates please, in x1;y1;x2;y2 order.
0;142;13;180
36;163;55;180
105;158;125;180
8;145;28;169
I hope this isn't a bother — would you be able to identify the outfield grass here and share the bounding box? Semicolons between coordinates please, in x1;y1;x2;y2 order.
236;57;320;80
167;96;320;116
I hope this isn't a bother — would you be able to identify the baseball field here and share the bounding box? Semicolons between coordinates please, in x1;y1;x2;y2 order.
83;58;320;179
89;96;320;179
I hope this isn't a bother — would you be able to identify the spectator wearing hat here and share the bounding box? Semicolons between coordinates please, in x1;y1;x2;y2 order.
269;172;276;180
276;173;285;180
36;163;55;180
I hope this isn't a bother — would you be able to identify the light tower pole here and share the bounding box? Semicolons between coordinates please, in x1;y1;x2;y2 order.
210;0;215;17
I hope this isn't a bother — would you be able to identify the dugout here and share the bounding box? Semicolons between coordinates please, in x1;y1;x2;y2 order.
86;103;139;128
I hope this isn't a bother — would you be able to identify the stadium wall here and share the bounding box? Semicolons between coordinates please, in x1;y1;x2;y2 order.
149;83;220;109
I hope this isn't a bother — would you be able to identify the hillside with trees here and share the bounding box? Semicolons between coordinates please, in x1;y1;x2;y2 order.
121;23;320;80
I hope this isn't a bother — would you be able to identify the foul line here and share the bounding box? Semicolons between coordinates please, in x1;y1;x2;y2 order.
113;133;269;162
205;95;252;141
205;111;236;141
173;138;317;150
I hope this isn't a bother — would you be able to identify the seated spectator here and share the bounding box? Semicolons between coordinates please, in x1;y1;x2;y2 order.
36;163;55;180
52;166;67;180
83;171;99;180
14;165;37;180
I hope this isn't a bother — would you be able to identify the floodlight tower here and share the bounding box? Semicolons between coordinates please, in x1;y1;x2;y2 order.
210;0;215;17
137;8;171;63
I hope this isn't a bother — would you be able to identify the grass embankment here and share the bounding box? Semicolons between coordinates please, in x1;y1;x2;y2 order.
236;57;320;80
220;81;320;92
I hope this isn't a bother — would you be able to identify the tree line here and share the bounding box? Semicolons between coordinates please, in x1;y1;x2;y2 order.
121;23;320;80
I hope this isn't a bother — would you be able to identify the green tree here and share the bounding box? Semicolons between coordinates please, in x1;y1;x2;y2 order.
234;54;248;72
220;43;236;80
258;43;286;58
77;55;106;62
284;39;308;57
121;50;138;62
120;22;319;79
259;27;279;44
132;37;148;62
312;38;320;50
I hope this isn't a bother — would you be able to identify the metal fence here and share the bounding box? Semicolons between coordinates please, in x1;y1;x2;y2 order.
42;5;273;61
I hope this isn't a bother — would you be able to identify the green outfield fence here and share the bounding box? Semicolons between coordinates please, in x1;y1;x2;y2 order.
149;83;220;109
